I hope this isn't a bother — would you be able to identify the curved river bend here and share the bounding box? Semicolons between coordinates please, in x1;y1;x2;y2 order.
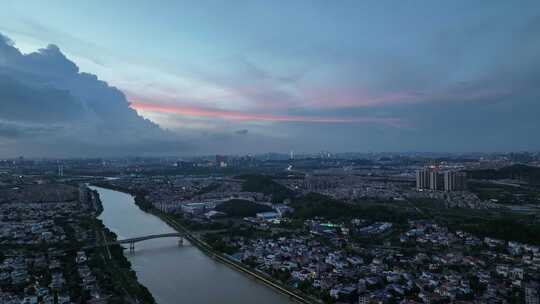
91;186;293;304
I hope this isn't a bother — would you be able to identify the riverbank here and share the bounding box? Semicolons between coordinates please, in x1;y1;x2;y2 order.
91;188;156;303
91;182;318;304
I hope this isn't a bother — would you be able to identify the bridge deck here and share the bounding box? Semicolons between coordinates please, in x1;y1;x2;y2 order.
116;232;184;244
93;233;186;247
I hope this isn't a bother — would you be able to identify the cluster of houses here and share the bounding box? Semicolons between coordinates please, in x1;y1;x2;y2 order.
0;185;108;303
0;249;73;304
282;175;405;202
219;218;540;303
0;218;66;245
76;251;107;303
406;191;496;209
0;194;101;246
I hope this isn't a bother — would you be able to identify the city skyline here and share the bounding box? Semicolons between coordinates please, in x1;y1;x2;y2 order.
1;1;540;157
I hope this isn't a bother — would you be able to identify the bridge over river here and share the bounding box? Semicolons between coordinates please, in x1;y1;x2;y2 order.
88;232;186;252
114;233;186;251
91;229;229;252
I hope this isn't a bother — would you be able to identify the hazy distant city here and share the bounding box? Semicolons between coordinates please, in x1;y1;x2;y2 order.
1;1;540;304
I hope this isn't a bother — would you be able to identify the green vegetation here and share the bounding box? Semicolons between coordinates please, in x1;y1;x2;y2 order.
467;164;540;184
215;199;273;217
171;215;233;230
196;182;220;195
238;174;294;202
202;234;239;254
134;194;153;211
455;217;540;245
411;198;540;245
468;181;540;205
291;192;417;223
90;189;104;215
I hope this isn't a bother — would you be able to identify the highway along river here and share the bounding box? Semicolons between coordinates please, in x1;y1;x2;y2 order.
90;186;293;304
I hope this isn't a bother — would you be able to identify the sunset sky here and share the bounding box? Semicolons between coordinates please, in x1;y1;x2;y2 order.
1;1;539;156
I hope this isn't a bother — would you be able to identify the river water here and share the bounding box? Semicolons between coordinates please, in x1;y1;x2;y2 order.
90;186;293;304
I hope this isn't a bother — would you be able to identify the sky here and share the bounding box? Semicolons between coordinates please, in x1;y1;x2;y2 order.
0;1;539;157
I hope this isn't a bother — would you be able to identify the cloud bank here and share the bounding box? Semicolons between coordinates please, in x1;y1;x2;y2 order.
0;33;184;157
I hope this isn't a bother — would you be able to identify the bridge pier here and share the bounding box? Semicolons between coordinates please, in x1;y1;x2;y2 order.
129;242;135;252
178;236;184;246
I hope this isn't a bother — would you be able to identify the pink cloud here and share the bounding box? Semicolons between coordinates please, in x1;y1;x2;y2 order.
130;101;403;126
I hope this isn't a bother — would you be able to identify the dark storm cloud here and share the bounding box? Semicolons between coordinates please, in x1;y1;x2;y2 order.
0;33;186;157
0;121;63;139
0;75;84;123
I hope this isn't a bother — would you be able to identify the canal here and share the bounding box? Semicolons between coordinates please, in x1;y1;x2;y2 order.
90;186;293;304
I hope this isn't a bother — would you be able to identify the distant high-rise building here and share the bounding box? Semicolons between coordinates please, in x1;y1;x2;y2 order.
416;169;430;190
429;170;444;191
416;168;444;191
58;164;64;177
444;171;467;192
215;155;228;167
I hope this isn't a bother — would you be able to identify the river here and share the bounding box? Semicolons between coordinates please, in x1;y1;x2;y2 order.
90;186;294;304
